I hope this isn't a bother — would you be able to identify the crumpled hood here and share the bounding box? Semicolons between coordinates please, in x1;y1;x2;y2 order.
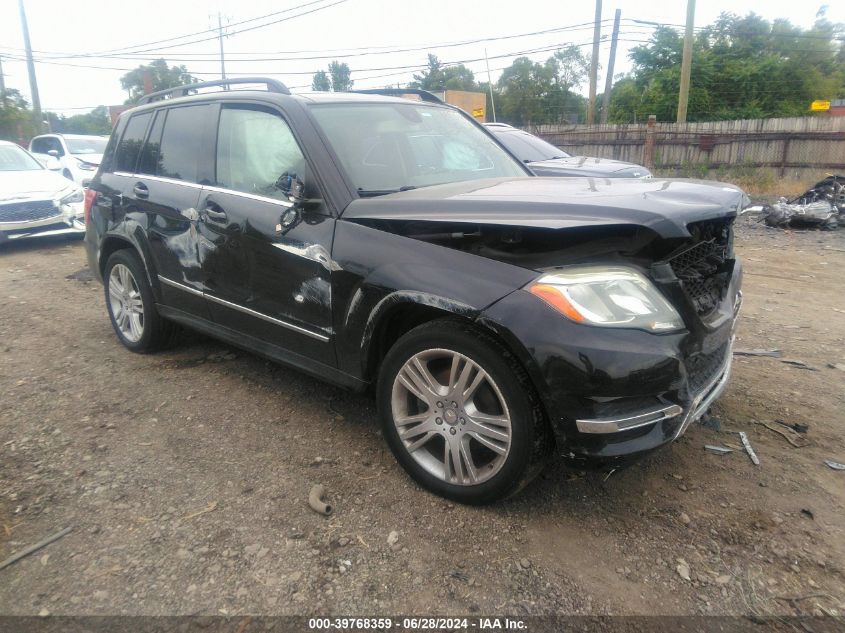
342;177;749;239
529;156;651;178
0;170;77;202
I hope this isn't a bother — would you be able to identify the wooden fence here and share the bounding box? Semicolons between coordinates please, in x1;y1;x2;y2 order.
528;116;845;179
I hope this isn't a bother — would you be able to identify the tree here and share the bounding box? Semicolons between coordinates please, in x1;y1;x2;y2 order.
120;59;196;104
310;61;353;92
44;106;112;135
311;70;331;91
410;54;477;91
0;89;40;142
328;61;353;92
494;52;587;126
608;13;845;122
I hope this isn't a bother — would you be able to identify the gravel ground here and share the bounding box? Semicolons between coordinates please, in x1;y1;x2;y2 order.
0;215;844;617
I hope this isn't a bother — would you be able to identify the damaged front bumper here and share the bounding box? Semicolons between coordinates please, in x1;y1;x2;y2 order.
481;260;742;466
574;335;733;445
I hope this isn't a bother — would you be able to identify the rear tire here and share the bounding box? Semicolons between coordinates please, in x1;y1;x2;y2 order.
377;319;551;504
103;249;178;353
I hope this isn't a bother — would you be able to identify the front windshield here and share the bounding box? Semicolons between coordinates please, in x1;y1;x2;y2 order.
309;103;527;195
493;130;571;163
0;144;44;171
66;137;108;155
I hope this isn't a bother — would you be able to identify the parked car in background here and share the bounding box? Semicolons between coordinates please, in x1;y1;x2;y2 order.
0;140;85;242
85;79;743;504
29;133;109;186
485;123;652;179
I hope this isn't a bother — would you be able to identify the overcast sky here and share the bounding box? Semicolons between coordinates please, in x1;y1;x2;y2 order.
0;0;841;115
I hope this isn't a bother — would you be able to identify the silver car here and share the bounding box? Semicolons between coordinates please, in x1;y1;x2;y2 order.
0;141;86;242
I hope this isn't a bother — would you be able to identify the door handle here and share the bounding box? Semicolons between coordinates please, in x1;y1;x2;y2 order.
203;205;228;223
133;182;149;199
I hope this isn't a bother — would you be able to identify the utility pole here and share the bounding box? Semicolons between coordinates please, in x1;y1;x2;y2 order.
0;55;6;105
18;0;42;129
600;9;621;124
485;48;496;123
677;0;696;123
217;12;227;80
587;0;602;125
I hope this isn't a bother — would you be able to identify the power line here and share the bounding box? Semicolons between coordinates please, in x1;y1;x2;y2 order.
0;0;342;58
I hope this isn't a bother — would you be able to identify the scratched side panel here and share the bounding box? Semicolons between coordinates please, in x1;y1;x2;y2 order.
331;220;537;380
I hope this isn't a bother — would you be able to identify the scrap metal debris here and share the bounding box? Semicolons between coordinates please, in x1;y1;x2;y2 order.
704;445;734;455
753;420;809;448
758;175;845;230
780;358;818;371
0;527;72;572
733;349;782;358
738;431;760;465
824;460;845;471
775;420;808;434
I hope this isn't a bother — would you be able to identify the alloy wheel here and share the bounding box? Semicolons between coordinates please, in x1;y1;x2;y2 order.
390;348;512;486
108;263;144;343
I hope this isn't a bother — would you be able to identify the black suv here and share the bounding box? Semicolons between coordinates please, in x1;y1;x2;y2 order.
84;78;745;504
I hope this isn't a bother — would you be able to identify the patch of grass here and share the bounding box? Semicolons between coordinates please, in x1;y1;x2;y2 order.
653;164;817;198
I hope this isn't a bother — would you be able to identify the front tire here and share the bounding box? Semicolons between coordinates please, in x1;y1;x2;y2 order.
103;249;178;353
377;319;551;504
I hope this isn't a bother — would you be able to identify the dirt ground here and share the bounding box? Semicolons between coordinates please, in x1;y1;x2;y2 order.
0;214;844;618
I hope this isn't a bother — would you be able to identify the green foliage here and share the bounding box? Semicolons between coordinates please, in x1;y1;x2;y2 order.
0;89;40;142
120;59;196;104
328;61;353;92
494;46;589;126
310;61;353;92
45;106;112;135
609;13;845;122
409;55;477;91
311;70;331;92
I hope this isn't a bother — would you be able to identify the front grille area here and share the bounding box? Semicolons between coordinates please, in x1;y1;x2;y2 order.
668;218;734;316
686;342;729;393
0;200;58;223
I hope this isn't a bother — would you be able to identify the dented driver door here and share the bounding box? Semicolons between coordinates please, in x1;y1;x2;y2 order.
197;103;335;365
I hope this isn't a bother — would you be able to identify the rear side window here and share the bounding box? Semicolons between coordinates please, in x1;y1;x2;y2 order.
156;105;210;183
114;112;152;173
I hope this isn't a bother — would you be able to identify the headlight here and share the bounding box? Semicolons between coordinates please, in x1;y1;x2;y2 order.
527;266;684;332
76;158;97;171
59;187;84;205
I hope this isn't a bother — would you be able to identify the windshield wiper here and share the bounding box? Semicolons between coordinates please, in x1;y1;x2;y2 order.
357;186;417;198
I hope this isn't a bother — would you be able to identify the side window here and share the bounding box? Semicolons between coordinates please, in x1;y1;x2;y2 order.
156;105;209;183
30;138;48;154
51;138;65;157
215;106;309;201
115;112;152;173
137;110;165;176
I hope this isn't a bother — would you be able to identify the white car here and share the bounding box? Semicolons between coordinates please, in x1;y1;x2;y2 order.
0;141;86;242
29;133;108;186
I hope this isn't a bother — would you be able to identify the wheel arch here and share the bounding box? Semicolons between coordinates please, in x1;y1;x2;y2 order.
98;232;161;301
361;292;553;433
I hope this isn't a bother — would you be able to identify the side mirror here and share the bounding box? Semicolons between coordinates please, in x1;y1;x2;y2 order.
47;149;60;158
45;156;63;171
276;172;305;201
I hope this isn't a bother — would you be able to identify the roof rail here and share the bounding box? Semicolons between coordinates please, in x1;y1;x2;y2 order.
349;88;443;104
137;77;291;105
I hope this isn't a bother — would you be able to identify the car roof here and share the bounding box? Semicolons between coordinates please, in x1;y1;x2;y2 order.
123;89;448;118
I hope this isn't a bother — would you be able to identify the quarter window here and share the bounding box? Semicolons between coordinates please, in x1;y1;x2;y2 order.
215;106;308;201
115;113;152;173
